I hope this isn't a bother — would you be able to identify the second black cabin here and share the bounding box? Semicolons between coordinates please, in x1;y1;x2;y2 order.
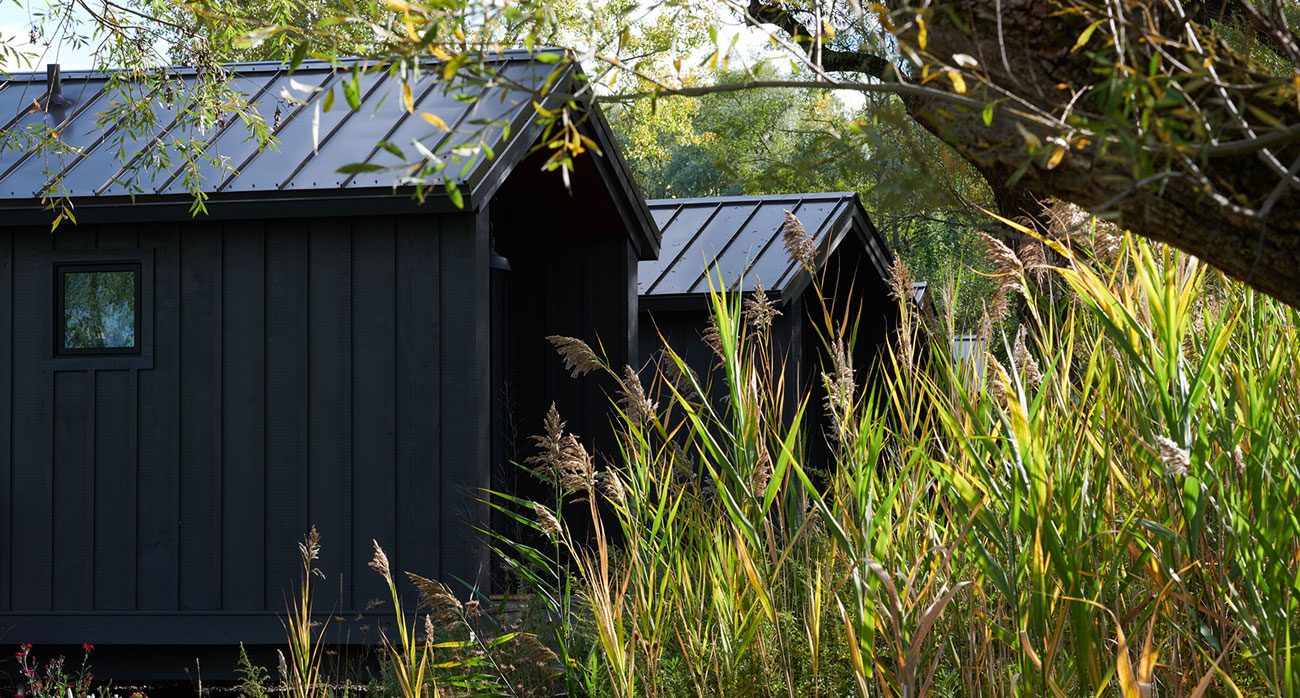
637;192;898;463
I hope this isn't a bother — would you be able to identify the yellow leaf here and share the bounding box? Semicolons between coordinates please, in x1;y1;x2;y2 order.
1072;19;1105;52
1046;144;1066;169
420;112;449;130
430;45;452;61
1116;625;1141;698
380;0;411;10
870;3;896;34
402;83;414;114
822;20;836;40
946;69;966;95
917;16;927;49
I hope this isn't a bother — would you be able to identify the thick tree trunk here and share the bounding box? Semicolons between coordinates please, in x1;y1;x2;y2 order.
888;0;1300;308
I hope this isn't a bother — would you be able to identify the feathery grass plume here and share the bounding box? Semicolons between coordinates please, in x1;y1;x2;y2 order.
752;450;773;494
1233;445;1247;478
887;255;914;304
780;209;816;271
702;314;725;361
601;470;626;506
743;278;781;331
276;650;288;689
407;572;463;624
1019;240;1048;285
821;337;856;440
979;232;1025;322
1156;435;1190;477
1012;325;1043;388
557;435;596;496
547;335;603;378
658;348;701;402
368;539;392;580
617;365;657;424
532;501;561;537
987;353;1009;405
525;402;567;486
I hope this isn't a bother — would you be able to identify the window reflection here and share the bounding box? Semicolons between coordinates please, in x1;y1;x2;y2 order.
63;269;137;349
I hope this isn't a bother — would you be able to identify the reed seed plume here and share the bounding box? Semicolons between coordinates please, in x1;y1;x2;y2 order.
368;540;391;581
1233;445;1247;478
743;278;781;331
979;232;1025;322
299;525;320;567
618;364;657;424
407;572;462;624
1012;325;1042;388
702;315;725;361
557;435;596;496
532;501;561;537
548;335;603;378
526;402;568;486
276;649;288;688
659;349;701;402
987;353;1009;405
1019;240;1048;285
601;470;627;506
781;210;816;271
1156;435;1190;477
821;338;856;440
887;256;914;304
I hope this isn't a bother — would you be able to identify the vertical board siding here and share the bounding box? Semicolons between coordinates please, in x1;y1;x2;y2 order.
395;216;441;585
4;210;493;645
94;369;137;609
264;222;309;609
96;224;139;611
0;229;10;611
137;222;181;610
11;231;53;610
308;218;353;612
51;228;96;611
221;223;267;609
439;212;489;594
350;218;397;609
180;223;223;610
52;369;93;609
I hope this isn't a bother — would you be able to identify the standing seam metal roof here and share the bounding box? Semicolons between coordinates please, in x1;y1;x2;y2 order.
0;52;563;202
638;192;891;304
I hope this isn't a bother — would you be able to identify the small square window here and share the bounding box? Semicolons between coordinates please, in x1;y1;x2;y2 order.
56;263;142;355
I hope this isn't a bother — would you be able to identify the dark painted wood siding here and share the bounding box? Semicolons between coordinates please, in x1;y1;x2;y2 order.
0;211;490;645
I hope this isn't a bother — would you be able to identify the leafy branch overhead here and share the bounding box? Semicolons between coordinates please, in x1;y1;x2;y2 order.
6;0;1300;306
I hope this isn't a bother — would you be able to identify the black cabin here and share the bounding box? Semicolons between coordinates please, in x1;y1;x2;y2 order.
637;192;898;464
0;54;657;678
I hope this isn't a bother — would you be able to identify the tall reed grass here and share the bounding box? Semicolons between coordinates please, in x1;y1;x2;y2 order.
498;214;1300;698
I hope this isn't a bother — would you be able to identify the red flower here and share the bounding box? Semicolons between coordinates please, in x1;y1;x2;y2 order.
22;644;32;649
82;643;94;651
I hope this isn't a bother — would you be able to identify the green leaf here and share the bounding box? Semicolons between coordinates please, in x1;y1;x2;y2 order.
335;162;385;174
982;103;994;126
534;52;561;63
322;88;335;113
378;141;405;159
344;72;361;110
446;181;464;208
289;41;309;72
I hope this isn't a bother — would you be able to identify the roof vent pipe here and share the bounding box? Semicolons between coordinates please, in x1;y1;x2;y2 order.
46;63;74;112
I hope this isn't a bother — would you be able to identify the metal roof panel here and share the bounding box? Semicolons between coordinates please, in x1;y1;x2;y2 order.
639;192;883;302
0;55;559;203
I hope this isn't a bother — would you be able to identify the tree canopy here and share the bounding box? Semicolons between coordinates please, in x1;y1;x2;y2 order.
5;0;1300;307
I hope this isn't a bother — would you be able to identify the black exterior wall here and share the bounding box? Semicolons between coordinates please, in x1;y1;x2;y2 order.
0;210;493;673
